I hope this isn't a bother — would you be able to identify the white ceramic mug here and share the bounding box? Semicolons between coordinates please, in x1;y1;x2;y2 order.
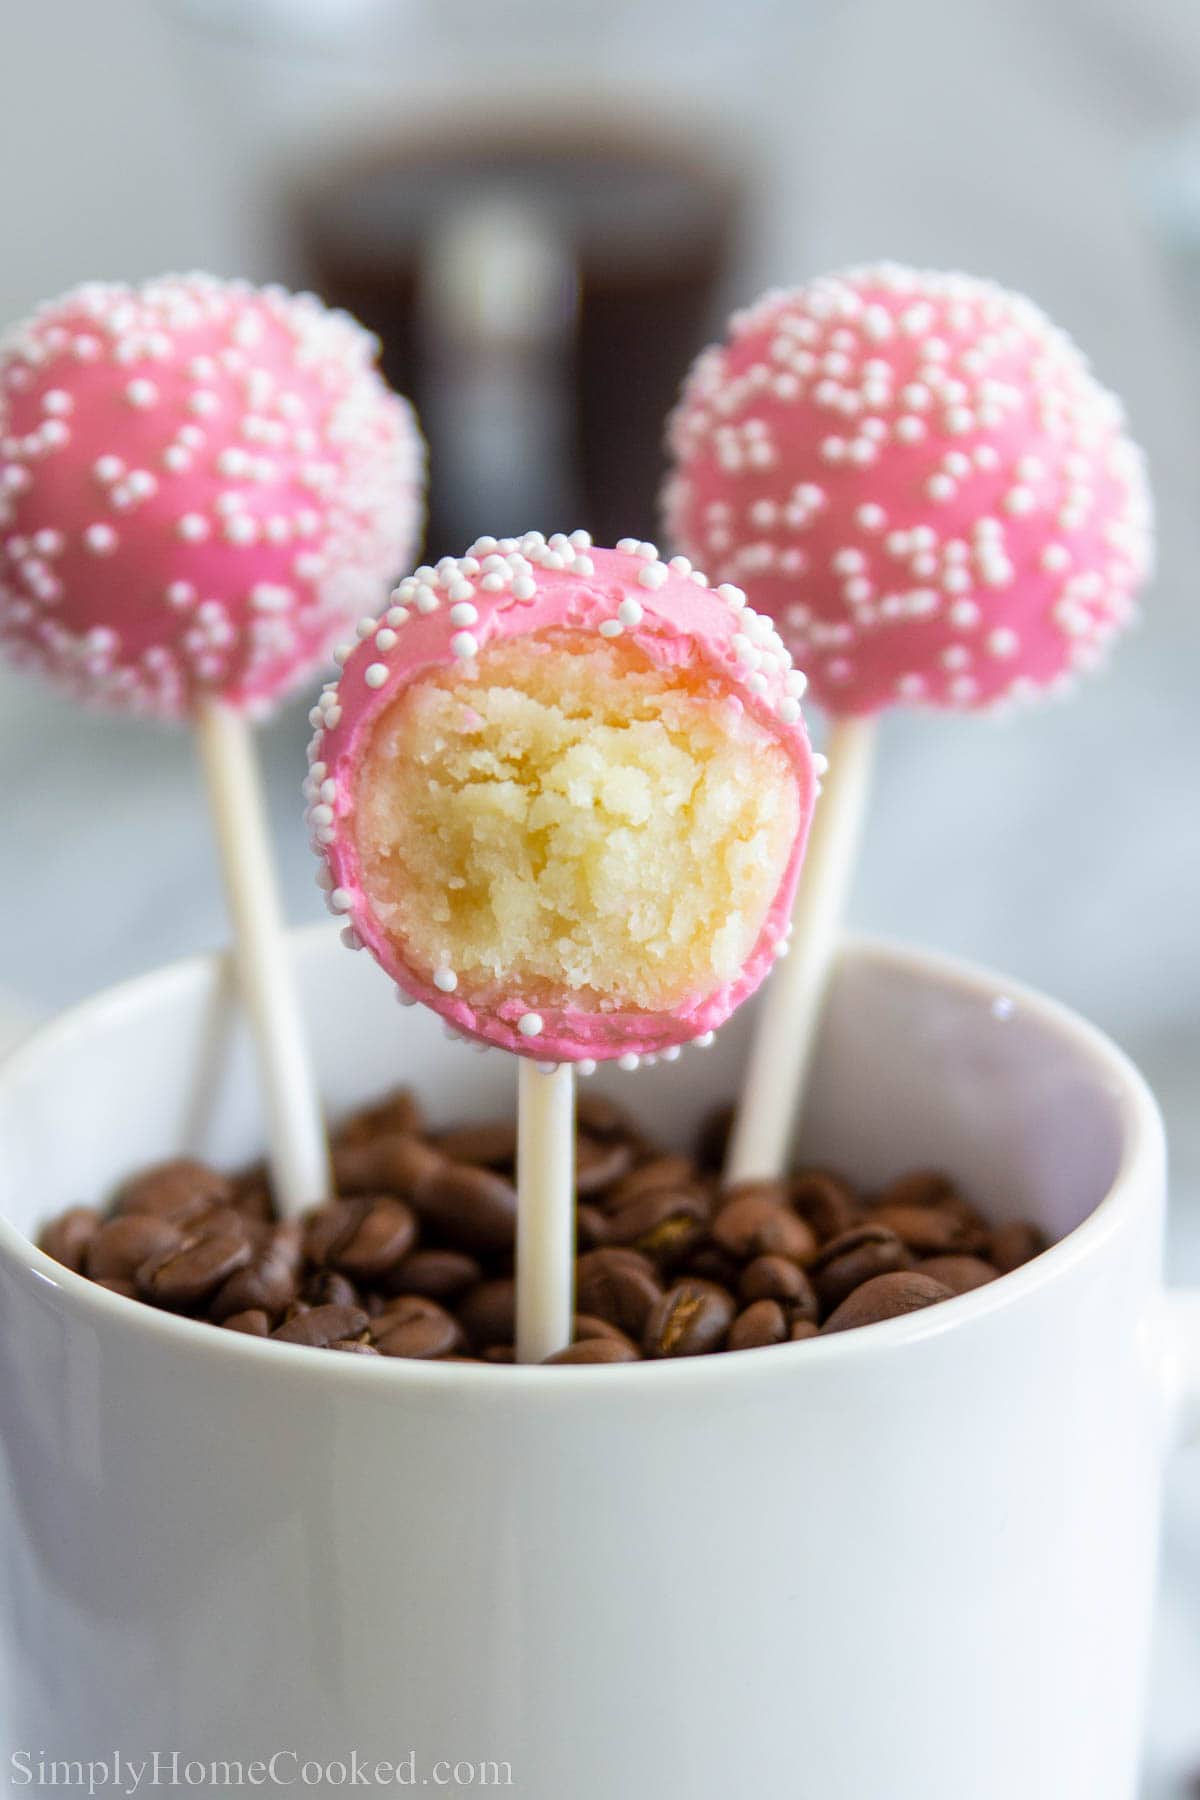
0;927;1196;1800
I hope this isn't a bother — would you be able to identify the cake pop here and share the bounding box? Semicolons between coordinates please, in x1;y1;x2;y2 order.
0;273;422;716
662;265;1152;1183
308;533;816;1065
310;530;817;1362
0;273;425;1216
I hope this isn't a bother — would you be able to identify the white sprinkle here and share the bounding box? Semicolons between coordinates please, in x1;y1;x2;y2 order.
598;619;623;638
637;562;668;590
987;627;1019;658
778;697;802;724
374;628;397;652
618;1053;640;1072
692;1032;715;1049
812;753;829;776
94;455;124;484
126;379;157;408
433;967;458;993
364;663;389;688
340;927;363;951
617;598;643;627
451;631;478;660
83;524;117;555
450;602;479;627
518;1013;543;1038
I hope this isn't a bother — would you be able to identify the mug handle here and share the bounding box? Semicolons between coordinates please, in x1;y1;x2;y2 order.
1161;1290;1200;1449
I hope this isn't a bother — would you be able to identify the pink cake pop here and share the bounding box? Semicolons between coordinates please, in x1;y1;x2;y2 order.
663;264;1152;715
0;274;423;718
309;533;817;1065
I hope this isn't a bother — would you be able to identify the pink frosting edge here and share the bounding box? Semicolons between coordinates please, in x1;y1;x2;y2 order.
309;545;816;1063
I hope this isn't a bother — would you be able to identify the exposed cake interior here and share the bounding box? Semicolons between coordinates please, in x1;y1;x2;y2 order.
354;629;800;1015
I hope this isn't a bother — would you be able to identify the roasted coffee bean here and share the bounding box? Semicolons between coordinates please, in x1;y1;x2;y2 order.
685;1245;743;1290
575;1092;641;1144
575;1248;663;1338
575;1203;610;1251
544;1338;640;1364
272;1303;369;1347
605;1189;709;1263
809;1224;913;1314
729;1299;789;1352
38;1206;101;1274
209;1222;302;1322
333;1133;444;1199
790;1319;820;1341
374;1297;464;1359
573;1314;638;1350
919;1255;998;1294
711;1194;816;1265
574;1134;636;1197
434;1121;516;1168
304;1270;361;1309
720;1178;791;1209
391;1248;481;1302
643;1279;735;1358
332;1339;381;1354
790;1171;862;1241
222;1308;271;1336
483;1343;515;1364
694;1102;734;1173
823;1272;955;1334
737;1255;819;1320
114;1158;234;1226
306;1196;417;1278
86;1214;183;1283
608;1156;698;1209
335;1088;423;1147
229;1168;276;1224
989;1220;1046;1273
137;1210;253;1308
94;1276;138;1298
458;1278;516;1348
869;1201;986;1256
875;1169;961;1212
414;1163;517;1254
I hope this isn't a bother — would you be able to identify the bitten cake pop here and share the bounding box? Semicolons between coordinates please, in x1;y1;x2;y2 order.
664;264;1151;716
309;533;816;1064
310;530;815;1361
662;265;1153;1184
0;273;422;716
0;273;425;1218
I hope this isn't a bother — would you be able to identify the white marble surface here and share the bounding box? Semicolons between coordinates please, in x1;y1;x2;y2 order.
0;0;1198;1791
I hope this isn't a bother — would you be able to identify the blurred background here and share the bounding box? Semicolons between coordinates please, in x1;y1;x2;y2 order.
1;0;1198;1789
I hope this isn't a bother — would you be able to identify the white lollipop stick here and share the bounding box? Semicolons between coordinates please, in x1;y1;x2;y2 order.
516;1060;576;1363
724;717;877;1186
194;697;332;1218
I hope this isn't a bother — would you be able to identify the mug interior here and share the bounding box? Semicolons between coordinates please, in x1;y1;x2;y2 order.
0;925;1140;1250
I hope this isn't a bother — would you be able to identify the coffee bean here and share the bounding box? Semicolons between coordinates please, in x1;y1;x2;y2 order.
809;1225;913;1314
875;1169;960;1211
483;1343;515;1364
306;1196;417;1278
643;1279;735;1358
391;1249;481;1302
919;1255;998;1294
575;1092;642;1144
573;1314;638;1349
94;1276;138;1298
333;1133;445;1199
114;1158;234;1226
869;1201;986;1256
790;1319;820;1341
544;1338;640;1364
38;1206;101;1274
575;1203;610;1251
575;1248;663;1338
989;1221;1046;1273
332;1339;381;1354
335;1088;424;1147
374;1297;464;1359
137;1210;253;1309
694;1102;734;1173
434;1121;516;1168
608;1156;698;1209
222;1308;271;1336
605;1189;709;1264
458;1277;516;1348
414;1164;517;1254
823;1272;955;1334
790;1171;862;1241
272;1303;369;1347
685;1245;743;1290
303;1269;361;1309
575;1134;636;1197
737;1255;819;1320
720;1178;792;1209
711;1194;816;1265
86;1214;182;1283
729;1299;789;1351
210;1221;302;1322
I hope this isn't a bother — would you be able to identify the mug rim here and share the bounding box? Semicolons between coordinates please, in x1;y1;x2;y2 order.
0;926;1165;1397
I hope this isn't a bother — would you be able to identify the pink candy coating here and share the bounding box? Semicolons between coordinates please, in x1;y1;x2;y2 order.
0;274;424;719
664;264;1152;716
308;534;817;1064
